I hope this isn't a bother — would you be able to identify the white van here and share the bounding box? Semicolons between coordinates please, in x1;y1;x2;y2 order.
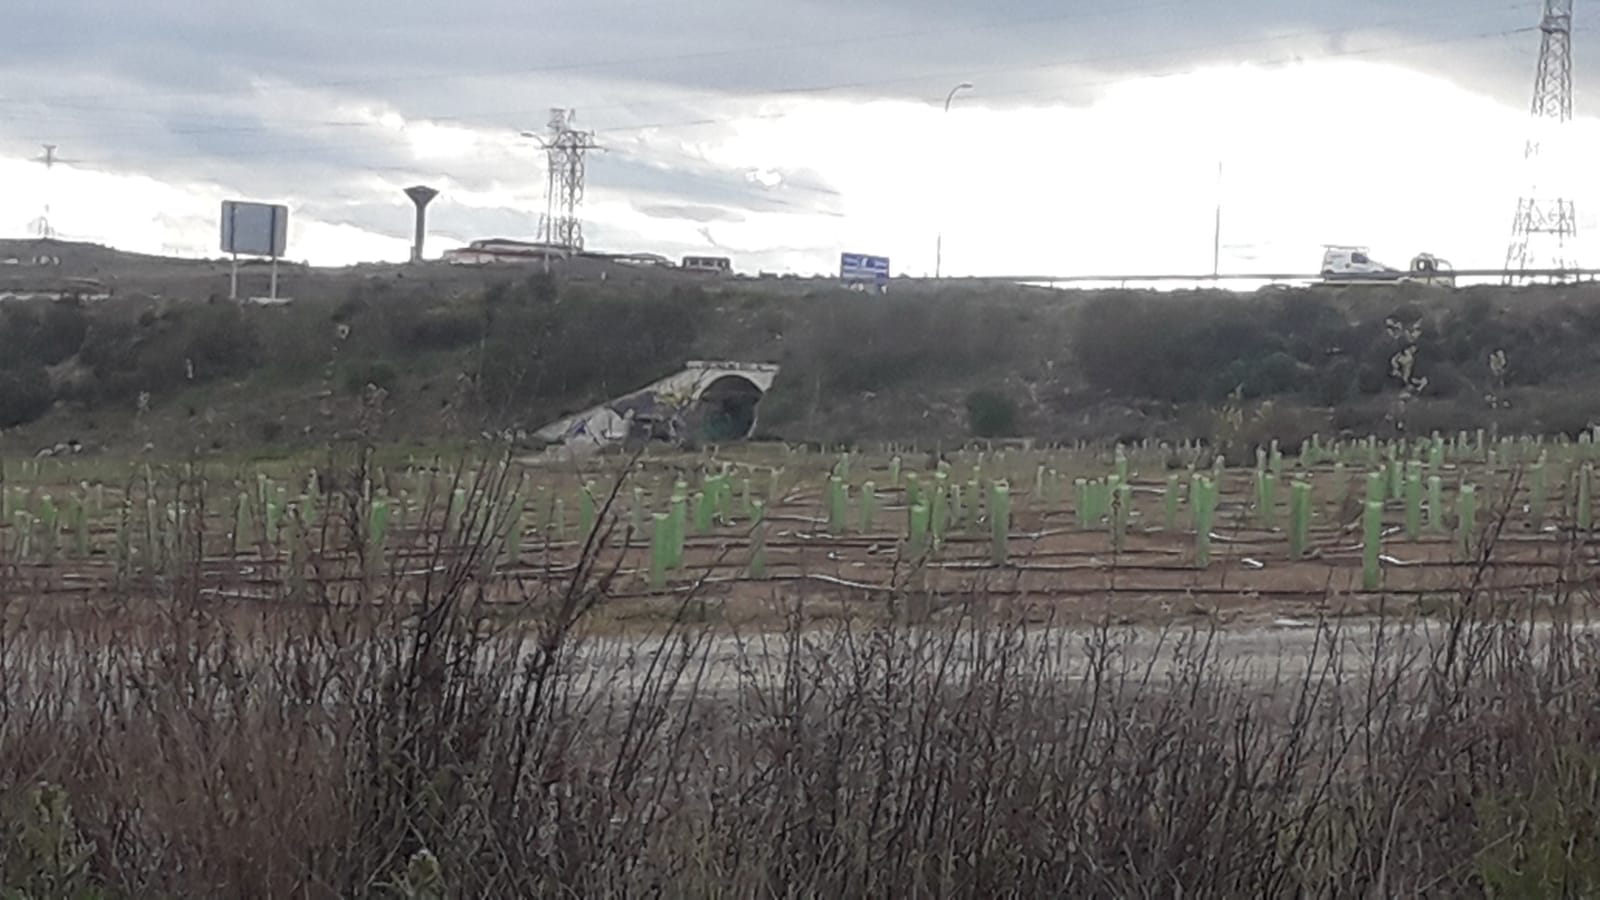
1320;246;1454;286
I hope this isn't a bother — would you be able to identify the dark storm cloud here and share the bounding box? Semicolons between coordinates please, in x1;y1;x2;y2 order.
0;0;1566;253
5;0;1552;122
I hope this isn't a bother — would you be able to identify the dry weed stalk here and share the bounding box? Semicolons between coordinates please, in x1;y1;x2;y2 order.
0;466;1597;896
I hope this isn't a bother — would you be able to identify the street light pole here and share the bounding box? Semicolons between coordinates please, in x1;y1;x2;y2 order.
936;82;973;279
1213;160;1223;278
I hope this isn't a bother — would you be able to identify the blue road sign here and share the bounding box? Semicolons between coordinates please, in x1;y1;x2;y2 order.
844;254;896;293
840;252;890;288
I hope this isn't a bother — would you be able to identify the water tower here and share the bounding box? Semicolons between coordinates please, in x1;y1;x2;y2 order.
403;185;439;263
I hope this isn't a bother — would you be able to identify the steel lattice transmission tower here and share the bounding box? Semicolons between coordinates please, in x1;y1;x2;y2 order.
30;144;66;239
529;109;602;251
1505;0;1577;281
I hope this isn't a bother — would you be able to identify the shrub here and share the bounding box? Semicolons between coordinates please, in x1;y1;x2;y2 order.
965;389;1020;437
477;286;708;420
74;303;263;401
182;304;262;381
0;365;54;426
1268;293;1349;361
74;318;142;400
778;293;1011;395
407;308;482;352
0;301;88;370
1312;357;1360;406
1422;361;1476;399
1212;351;1302;400
1477;746;1600;894
342;360;401;395
1072;294;1296;402
484;273;558;309
1206;398;1328;459
1;782;101;898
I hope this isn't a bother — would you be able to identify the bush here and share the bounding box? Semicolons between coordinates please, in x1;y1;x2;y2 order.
0;365;54;426
477;286;708;420
965;389;1020;437
74;318;141;400
407;307;483;352
1206;399;1329;460
778;293;1012;396
1072;294;1295;402
0;301;88;370
182;304;262;382
1212;351;1302;400
1311;357;1360;406
342;360;400;395
74;303;262;401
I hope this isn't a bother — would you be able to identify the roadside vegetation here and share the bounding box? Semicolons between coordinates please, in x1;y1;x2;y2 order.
7;279;1600;453
1;451;1599;896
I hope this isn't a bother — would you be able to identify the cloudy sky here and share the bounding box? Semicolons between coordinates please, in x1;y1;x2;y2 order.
1;0;1597;276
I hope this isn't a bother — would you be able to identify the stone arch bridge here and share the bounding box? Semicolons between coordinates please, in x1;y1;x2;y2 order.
534;361;780;454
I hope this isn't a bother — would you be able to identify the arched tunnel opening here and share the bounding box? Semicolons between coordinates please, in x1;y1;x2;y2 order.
691;375;765;443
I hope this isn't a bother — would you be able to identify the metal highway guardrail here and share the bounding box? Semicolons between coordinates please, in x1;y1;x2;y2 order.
931;268;1600;285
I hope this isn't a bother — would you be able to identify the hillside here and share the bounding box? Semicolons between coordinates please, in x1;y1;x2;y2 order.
3;239;1600;458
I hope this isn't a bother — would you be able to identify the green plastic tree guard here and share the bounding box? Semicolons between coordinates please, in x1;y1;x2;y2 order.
1458;484;1477;557
1579;465;1593;533
991;482;1011;566
1195;477;1215;568
1404;470;1422;540
1289;481;1311;559
1362;500;1384;591
649;513;670;590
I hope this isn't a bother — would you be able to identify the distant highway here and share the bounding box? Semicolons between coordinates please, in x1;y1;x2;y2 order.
9;237;1600;298
933;267;1600;287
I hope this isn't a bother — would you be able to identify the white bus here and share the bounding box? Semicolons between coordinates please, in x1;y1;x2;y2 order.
682;255;732;275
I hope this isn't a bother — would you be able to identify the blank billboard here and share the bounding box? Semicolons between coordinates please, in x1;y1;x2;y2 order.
220;201;289;257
